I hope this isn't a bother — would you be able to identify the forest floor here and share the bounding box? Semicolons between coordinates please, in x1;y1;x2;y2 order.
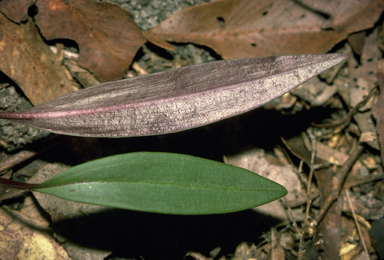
0;0;384;259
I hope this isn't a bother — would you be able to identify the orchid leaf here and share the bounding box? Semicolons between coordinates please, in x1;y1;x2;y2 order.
33;152;287;215
0;53;347;137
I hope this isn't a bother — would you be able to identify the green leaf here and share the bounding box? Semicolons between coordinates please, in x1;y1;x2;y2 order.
34;152;287;215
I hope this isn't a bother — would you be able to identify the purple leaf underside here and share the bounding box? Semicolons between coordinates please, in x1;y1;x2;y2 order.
0;54;347;137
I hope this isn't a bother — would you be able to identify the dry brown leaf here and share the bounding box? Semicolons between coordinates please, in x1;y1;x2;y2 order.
349;29;380;149
302;132;348;165
64;59;101;88
0;203;71;260
372;65;384;165
144;0;383;59
291;77;338;107
224;148;304;222
348;32;366;56
349;29;379;107
0;15;75;106
35;0;146;82
0;0;35;23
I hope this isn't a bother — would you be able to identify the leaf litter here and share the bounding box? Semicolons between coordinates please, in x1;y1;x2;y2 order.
1;0;384;259
0;14;76;106
0;0;35;24
35;0;146;82
144;0;384;59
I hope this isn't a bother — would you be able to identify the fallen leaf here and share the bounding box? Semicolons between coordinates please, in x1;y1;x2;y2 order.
0;15;75;106
64;59;101;88
224;148;304;222
348;32;366;56
372;65;384;165
35;0;146;82
0;0;35;23
348;30;380;149
0;54;347;137
291;77;338;107
281;134;327;167
349;29;379;108
0;204;71;260
144;0;383;59
302;131;348;165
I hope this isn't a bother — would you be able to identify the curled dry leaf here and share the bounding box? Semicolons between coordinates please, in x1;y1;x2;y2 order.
0;0;35;23
144;0;383;59
35;0;146;82
0;54;347;137
0;15;74;106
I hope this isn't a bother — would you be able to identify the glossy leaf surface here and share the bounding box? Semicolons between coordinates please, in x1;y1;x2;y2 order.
0;54;347;137
34;152;288;215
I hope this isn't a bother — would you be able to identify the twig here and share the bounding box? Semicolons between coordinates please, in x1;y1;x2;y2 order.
0;136;63;173
312;85;378;129
286;190;320;208
304;128;316;227
345;190;369;259
314;144;364;224
0;150;38;173
298;129;317;260
285;172;383;208
285;202;304;260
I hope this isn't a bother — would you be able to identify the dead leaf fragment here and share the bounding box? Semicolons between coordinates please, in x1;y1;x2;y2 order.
36;0;146;82
0;15;75;106
64;59;100;88
0;0;35;23
291;77;338;107
302;132;348;165
372;69;384;165
0;205;71;260
144;0;384;59
224;148;304;222
348;32;365;56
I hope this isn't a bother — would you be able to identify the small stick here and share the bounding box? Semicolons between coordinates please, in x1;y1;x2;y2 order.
285;202;304;260
345;190;369;259
315;144;364;224
312;86;378;129
0;136;63;173
0;150;38;173
304;129;317;227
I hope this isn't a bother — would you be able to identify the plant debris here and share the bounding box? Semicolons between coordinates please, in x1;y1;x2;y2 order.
36;0;146;82
1;0;384;259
